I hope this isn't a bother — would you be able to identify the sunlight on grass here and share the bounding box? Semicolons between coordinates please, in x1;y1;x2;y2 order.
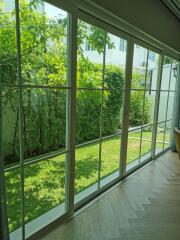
5;131;167;232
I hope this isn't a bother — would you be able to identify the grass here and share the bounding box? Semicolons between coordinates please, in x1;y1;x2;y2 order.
5;130;170;232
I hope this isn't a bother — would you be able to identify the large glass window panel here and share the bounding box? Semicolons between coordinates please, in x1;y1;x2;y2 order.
2;1;71;238
100;135;121;186
20;1;68;87
155;56;178;156
127;46;159;172
126;130;141;171
76;20;128;203
75;142;99;203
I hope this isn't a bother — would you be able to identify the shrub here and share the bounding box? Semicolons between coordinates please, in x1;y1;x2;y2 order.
1;1;151;164
3;60;151;164
129;71;152;126
76;61;124;143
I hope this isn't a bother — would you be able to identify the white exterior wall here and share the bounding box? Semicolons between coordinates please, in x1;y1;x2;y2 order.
151;64;177;126
82;35;157;69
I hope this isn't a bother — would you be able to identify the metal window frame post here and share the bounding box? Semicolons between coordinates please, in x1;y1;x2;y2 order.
120;38;134;177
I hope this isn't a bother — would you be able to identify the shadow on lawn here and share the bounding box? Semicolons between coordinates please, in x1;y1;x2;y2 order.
5;155;99;232
75;156;99;179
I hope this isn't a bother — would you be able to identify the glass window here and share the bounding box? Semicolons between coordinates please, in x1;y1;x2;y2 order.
127;45;159;172
2;1;69;238
155;56;178;155
75;20;127;203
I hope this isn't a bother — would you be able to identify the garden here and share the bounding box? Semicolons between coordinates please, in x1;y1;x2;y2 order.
0;0;159;233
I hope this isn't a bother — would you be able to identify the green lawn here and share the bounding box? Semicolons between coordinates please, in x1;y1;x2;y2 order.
5;131;170;232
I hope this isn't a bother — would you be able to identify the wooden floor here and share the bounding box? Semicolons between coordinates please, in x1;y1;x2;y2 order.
40;151;180;240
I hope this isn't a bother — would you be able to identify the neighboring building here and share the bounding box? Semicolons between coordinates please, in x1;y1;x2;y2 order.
83;36;177;126
83;36;157;69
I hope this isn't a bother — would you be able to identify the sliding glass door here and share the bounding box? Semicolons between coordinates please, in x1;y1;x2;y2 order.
126;44;160;172
0;1;179;240
155;56;178;154
75;20;127;203
2;0;70;238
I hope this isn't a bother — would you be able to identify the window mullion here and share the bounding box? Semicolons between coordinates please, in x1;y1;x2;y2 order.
98;31;107;188
139;50;149;163
120;38;134;177
151;54;164;159
162;63;172;149
66;14;77;216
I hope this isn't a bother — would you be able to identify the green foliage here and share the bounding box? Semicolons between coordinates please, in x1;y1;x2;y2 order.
129;71;152;126
76;59;124;143
1;0;151;164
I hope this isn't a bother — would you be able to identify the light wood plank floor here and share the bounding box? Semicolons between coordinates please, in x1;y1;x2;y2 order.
40;151;180;240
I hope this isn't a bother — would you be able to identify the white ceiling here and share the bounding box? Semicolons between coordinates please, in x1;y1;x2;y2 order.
162;0;180;21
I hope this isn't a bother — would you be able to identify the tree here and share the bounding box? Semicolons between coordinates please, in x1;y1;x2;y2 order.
1;0;148;164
